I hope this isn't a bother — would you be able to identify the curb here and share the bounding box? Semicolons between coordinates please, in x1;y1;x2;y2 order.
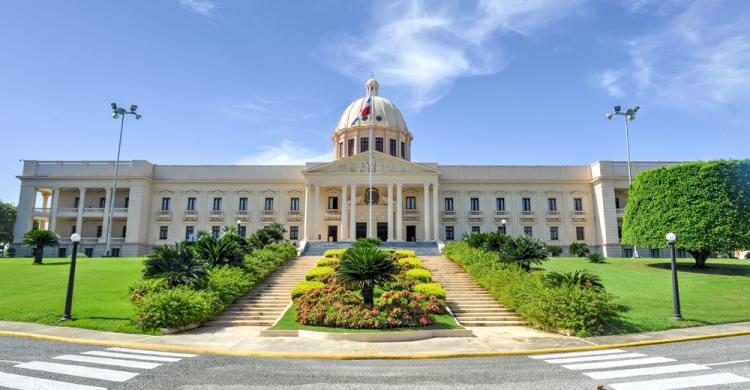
1;329;749;360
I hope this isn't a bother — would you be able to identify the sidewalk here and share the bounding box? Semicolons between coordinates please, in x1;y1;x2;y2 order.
1;320;748;358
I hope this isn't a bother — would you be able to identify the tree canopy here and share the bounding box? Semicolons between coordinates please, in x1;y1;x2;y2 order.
622;160;750;267
0;200;16;244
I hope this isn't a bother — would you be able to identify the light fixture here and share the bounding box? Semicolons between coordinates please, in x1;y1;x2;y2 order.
666;232;676;244
236;219;242;225
606;113;614;120
614;105;621;113
111;102;117;110
633;105;640;113
501;219;507;225
70;233;81;243
130;104;138;113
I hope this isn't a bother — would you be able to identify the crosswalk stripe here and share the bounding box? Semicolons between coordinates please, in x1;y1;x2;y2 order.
584;363;711;380
55;354;162;369
563;356;675;371
545;352;646;364
0;371;107;390
609;372;750;390
529;349;627;359
106;347;197;358
82;351;181;362
15;361;138;382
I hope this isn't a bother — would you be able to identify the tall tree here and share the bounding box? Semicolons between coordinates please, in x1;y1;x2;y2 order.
0;200;17;244
622;160;750;267
22;230;60;265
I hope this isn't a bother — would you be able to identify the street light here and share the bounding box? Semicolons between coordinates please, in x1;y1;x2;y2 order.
501;219;507;234
62;233;81;321
105;103;142;257
236;219;243;237
606;104;641;258
666;232;682;320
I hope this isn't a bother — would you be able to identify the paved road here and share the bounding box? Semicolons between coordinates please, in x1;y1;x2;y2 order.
0;335;749;389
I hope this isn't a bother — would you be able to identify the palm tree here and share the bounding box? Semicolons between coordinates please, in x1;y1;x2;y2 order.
192;233;245;268
22;229;60;265
336;246;398;305
545;270;604;289
143;242;208;288
499;235;549;271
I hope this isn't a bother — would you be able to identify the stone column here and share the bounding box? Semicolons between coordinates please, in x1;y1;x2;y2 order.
49;188;60;233
76;187;86;236
313;183;320;241
303;184;311;240
12;185;35;244
100;187;112;243
349;183;357;240
423;183;431;241
387;183;394;241
341;182;348;241
396;183;403;241
594;181;621;257
432;182;439;241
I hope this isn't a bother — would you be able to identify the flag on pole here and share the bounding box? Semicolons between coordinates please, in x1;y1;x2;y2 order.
350;95;372;126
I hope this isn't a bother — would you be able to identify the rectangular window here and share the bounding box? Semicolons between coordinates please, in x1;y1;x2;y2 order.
348;139;355;156
111;248;120;257
522;197;532;212
389;139;397;156
238;226;247;238
124;197;129;208
444;197;454;211
471;226;481;233
548;198;557;211
159;226;168;240
328;196;339;210
84;248;94;257
445;226;455;240
290;226;299;240
161;197;171;211
496;197;505;211
405;196;417;210
615;197;621;209
624;248;634;258
574;198;583;211
238;197;248;211
96;225;103;238
497;225;506;234
618;224;622;239
360;137;369;152
74;197;80;208
187;197;196;211
99;197;106;208
212;197;222;211
121;226;127;238
375;137;384;152
211;226;221;238
264;197;274;211
550;226;559;240
290;197;300;211
71;225;76;234
338;141;343;158
576;226;585;240
678;248;687;258
650;248;660;258
524;226;533;237
401;141;405;158
470;197;480;211
185;226;194;240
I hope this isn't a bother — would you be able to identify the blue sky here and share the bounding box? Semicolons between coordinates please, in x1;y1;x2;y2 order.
1;0;749;204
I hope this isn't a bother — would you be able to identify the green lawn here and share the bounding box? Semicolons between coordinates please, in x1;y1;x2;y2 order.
0;257;145;333
269;305;462;333
542;257;750;333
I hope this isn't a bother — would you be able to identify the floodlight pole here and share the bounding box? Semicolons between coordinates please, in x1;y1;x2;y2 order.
105;114;125;257
622;114;639;258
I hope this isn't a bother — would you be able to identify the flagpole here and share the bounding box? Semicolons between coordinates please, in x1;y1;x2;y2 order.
368;80;373;239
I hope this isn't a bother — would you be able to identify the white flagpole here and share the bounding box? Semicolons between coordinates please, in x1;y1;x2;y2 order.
368;80;374;239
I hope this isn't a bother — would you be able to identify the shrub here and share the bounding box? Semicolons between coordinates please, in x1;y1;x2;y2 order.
337;246;398;305
133;287;220;330
587;253;606;264
413;283;447;299
546;245;563;257
128;278;168;304
207;266;254;306
323;249;347;258
317;257;340;267
244;244;296;280
6;247;15;257
393;249;416;257
405;268;432;283
569;242;590;257
192;233;245;268
291;281;326;299
143;242;208;288
398;257;424;269
745;252;750;259
264;242;297;259
354;237;382;247
499;235;549;271
545;270;604;289
305;266;335;282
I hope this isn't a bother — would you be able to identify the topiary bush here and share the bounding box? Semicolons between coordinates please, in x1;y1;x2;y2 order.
128;278;168;304
291;281;326;299
569;242;590;257
397;257;424;269
323;249;347;258
207;266;254;306
305;266;335;282
546;245;563;257
393;249;416;257
404;268;432;283
133;287;221;330
587;253;606;264
317;257;340;267
412;282;447;299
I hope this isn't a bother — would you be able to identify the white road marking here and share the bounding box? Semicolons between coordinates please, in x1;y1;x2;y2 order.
563;356;675;371
545;352;646;364
106;347;197;358
609;372;750;390
55;354;162;369
82;351;181;362
584;363;711;380
0;371;106;390
706;359;750;366
530;349;627;359
15;361;137;382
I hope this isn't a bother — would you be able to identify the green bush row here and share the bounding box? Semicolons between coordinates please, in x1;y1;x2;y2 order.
412;283;446;299
443;242;618;336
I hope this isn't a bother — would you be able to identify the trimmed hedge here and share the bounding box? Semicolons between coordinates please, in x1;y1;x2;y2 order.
317;257;340;267
405;268;432;283
208;266;254;306
413;283;446;299
398;257;425;269
133;287;220;330
394;249;416;257
291;281;326;299
323;249;347;258
305;266;335;281
443;242;618;336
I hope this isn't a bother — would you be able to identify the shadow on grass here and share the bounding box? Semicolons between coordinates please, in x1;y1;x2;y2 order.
646;261;750;277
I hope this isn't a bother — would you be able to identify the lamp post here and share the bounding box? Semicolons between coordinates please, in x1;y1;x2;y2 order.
666;232;682;320
236;219;243;237
606;105;640;258
105;103;141;257
62;233;81;321
501;218;507;234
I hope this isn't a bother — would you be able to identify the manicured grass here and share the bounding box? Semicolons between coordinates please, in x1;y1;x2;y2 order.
269;305;463;332
0;257;145;333
542;257;750;333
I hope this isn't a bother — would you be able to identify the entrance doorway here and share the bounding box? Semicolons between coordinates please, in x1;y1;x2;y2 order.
327;226;338;242
406;225;417;242
377;223;388;242
356;223;367;239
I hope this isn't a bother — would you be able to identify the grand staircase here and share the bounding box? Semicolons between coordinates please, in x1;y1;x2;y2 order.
205;256;318;327
302;241;441;256
422;256;526;327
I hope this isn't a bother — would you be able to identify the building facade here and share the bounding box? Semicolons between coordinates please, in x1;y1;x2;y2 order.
13;80;682;258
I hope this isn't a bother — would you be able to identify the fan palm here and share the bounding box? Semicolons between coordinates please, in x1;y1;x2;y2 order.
336;246;398;305
545;270;604;289
143;242;208;288
22;229;60;265
499;235;549;271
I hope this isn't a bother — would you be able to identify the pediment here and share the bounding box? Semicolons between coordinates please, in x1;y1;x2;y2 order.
304;151;440;175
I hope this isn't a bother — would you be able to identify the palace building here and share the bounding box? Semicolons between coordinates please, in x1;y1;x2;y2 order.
12;79;681;258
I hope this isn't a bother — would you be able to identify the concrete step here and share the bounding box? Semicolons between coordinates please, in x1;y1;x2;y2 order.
459;320;526;327
450;308;512;314
207;320;274;326
455;315;523;321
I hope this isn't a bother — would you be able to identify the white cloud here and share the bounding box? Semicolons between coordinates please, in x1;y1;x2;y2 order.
595;70;625;98
323;0;585;110
235;140;331;165
178;0;217;16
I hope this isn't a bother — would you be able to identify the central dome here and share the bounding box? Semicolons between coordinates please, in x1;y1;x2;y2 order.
335;79;408;131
